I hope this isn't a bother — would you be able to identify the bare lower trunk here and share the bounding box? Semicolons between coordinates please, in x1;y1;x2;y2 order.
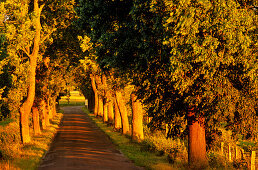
103;99;108;122
32;106;41;135
114;98;122;130
108;98;114;123
131;93;144;141
90;75;98;116
188;107;208;168
51;97;56;118
98;96;104;117
115;91;129;135
20;106;30;143
40;100;49;130
47;97;53;120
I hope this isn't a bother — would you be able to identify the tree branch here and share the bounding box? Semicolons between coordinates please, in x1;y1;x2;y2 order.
22;48;30;57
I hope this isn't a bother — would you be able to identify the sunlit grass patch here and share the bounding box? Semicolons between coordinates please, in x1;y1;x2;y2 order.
0;112;63;170
59;91;86;106
82;107;182;170
0;161;20;170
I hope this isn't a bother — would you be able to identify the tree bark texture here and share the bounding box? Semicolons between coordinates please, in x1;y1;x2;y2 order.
103;100;108;122
40;100;49;130
19;0;43;143
114;98;122;130
188;107;208;168
32;106;41;135
115;91;129;135
98;96;104;117
131;93;144;141
47;97;53;120
108;97;114;123
90;75;98;116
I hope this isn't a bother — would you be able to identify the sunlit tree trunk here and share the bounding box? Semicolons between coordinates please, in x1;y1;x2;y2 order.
115;91;129;135
188;107;208;168
47;96;53;120
19;0;44;143
131;93;144;141
114;98;122;130
40;100;49;130
108;97;114;123
32;106;41;135
51;96;56;118
98;96;104;117
103;99;108;122
90;75;99;116
102;75;109;122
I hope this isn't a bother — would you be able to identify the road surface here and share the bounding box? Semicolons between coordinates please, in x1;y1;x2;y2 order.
38;106;142;170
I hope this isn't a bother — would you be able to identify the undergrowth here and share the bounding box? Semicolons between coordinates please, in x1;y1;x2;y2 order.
0;112;63;170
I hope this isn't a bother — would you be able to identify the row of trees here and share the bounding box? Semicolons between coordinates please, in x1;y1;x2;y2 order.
0;0;77;144
77;0;257;168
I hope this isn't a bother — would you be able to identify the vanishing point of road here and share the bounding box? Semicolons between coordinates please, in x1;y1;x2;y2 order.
38;106;142;170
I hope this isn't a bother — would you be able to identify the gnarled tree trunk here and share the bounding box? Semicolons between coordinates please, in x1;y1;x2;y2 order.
19;0;44;143
188;107;208;168
115;91;129;135
131;93;144;141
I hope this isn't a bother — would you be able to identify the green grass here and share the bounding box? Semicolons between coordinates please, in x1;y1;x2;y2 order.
58;94;86;106
82;107;181;170
59;101;85;106
0;112;63;170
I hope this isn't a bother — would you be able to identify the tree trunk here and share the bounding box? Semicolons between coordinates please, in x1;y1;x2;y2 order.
188;107;208;168
88;89;95;111
98;96;104;117
131;93;144;141
51;97;56;118
40;100;49;130
32;106;41;135
115;91;129;135
103;99;108;122
47;97;53;120
114;98;122;130
108;97;114;123
19;0;43;143
90;75;98;116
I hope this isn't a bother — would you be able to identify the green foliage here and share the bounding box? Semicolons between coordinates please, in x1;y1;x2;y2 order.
77;0;257;143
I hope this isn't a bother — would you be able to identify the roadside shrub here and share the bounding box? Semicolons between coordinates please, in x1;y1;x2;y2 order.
0;121;21;159
144;129;188;163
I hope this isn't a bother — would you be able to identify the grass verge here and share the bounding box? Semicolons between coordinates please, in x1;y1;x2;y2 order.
0;112;63;170
82;107;182;170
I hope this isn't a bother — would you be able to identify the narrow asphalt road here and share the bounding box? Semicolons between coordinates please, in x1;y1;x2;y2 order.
38;106;142;170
